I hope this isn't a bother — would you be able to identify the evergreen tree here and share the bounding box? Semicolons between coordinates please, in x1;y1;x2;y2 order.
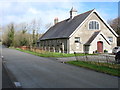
7;23;15;47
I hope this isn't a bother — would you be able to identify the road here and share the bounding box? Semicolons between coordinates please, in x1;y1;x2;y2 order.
0;58;2;90
2;46;119;88
0;45;2;89
2;63;15;88
1;45;15;89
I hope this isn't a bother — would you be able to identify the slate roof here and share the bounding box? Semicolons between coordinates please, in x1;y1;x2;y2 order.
85;31;100;45
40;9;94;40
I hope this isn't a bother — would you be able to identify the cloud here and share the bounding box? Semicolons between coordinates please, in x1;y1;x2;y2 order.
1;2;81;25
28;8;40;14
0;1;118;33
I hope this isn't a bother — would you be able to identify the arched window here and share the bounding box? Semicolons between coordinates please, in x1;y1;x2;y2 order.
89;21;99;30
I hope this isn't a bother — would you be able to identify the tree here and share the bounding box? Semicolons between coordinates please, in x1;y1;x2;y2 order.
4;23;15;47
0;25;2;42
19;25;28;46
19;29;28;46
32;29;36;46
108;17;120;46
45;23;53;30
28;19;41;47
2;19;44;47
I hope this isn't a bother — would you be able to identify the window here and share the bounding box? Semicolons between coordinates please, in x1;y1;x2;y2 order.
75;37;80;43
44;41;46;46
89;21;99;30
108;37;113;42
49;41;51;44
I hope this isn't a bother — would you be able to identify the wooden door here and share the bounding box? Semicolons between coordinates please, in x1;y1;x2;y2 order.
97;41;103;53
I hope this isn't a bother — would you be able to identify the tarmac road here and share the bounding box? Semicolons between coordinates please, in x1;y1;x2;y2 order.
0;58;2;89
0;45;15;89
2;63;15;88
2;46;119;88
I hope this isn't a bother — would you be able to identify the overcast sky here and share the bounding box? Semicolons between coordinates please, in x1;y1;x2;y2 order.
0;0;119;33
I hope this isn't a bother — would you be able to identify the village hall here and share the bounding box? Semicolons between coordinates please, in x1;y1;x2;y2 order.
37;8;118;54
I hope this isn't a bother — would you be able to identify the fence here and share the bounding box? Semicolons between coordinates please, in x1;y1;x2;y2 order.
18;46;46;53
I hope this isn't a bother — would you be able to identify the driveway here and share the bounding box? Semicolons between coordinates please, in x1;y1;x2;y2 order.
2;47;119;88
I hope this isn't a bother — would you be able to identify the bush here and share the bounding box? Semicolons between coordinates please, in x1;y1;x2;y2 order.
104;50;108;53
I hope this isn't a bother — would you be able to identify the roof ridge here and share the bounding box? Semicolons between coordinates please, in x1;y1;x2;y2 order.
74;9;94;18
53;9;94;27
39;9;96;40
56;9;94;23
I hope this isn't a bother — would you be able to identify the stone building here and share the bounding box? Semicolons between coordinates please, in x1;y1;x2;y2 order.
37;8;118;54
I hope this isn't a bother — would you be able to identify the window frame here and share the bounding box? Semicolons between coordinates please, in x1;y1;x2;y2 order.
75;37;80;43
108;37;113;42
88;20;100;30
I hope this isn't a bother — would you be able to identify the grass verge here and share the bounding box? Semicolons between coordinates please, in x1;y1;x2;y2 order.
15;48;97;57
66;61;120;77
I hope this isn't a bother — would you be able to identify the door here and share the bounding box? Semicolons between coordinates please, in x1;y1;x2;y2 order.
84;45;90;54
97;41;103;53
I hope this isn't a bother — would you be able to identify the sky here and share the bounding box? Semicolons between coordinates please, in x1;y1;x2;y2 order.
0;0;119;33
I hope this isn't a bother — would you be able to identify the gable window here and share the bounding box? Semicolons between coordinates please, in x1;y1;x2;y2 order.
75;37;80;43
108;37;113;42
89;20;99;30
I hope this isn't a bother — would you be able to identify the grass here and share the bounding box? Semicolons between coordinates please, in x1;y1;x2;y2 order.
66;61;120;77
15;48;97;57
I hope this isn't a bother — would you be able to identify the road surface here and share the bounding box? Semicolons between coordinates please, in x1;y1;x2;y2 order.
1;45;15;89
0;58;2;89
0;45;2;89
2;63;15;88
2;46;119;88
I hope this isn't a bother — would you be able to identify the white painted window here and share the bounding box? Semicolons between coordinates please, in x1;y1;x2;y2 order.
89;20;99;30
108;37;113;42
75;37;80;43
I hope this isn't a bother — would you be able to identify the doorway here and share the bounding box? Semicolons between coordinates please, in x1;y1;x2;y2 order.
97;41;103;53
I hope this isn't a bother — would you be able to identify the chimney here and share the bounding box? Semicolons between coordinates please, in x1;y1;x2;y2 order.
54;17;58;24
70;7;77;19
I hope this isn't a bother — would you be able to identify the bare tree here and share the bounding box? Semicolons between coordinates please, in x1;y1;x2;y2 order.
2;18;44;47
0;25;2;42
108;17;120;45
13;22;29;47
45;22;53;30
28;19;41;47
